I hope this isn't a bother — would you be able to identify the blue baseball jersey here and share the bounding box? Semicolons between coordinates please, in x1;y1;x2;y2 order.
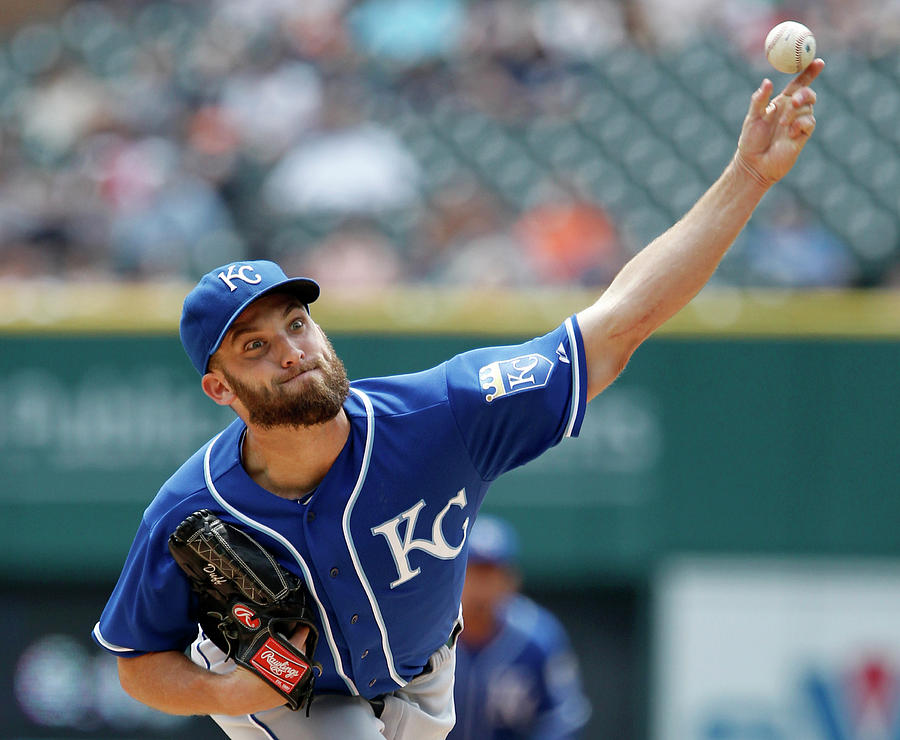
450;595;591;740
92;318;587;700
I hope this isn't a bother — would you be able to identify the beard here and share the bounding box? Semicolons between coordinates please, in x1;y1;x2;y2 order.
224;337;350;429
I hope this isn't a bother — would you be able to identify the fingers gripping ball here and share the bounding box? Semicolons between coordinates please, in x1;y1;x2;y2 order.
765;21;816;74
168;510;321;712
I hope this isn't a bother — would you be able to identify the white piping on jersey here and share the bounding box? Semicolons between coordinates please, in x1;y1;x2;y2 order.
563;317;582;438
202;431;359;696
247;713;278;739
343;387;407;688
91;623;135;653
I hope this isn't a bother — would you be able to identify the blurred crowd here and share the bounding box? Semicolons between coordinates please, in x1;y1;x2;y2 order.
1;0;899;291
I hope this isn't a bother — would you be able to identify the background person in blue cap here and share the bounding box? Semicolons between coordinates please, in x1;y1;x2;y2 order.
450;515;590;740
90;57;821;740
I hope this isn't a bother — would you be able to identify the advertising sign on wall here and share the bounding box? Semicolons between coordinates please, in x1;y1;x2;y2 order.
653;559;900;740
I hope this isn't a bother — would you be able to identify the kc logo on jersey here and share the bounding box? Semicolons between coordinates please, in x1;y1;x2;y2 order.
372;488;469;589
217;264;262;292
480;353;554;403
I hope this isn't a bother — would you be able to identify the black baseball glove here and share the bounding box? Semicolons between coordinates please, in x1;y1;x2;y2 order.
168;510;320;712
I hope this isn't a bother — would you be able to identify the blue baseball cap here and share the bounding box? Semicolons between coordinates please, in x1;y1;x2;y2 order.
180;260;320;374
467;515;520;567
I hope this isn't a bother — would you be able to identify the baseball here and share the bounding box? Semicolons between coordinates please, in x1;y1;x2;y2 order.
765;21;816;74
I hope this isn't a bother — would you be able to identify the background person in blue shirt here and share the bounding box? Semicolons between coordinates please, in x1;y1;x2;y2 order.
451;515;590;739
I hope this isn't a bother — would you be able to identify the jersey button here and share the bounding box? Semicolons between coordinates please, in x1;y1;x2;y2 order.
330;567;339;577
307;511;316;522
361;649;369;659
369;679;377;688
350;614;359;624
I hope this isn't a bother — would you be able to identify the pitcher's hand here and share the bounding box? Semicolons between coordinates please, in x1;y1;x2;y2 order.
735;58;824;187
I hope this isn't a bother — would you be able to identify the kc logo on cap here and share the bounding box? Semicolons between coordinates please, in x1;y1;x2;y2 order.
218;264;263;292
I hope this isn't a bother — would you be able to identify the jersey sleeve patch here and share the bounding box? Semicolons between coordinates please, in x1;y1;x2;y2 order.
479;353;555;403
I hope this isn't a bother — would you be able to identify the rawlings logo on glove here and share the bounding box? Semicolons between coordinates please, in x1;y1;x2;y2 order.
233;604;262;629
252;639;309;689
168;510;320;712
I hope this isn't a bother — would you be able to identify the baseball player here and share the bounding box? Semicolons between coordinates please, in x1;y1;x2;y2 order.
91;62;822;739
450;515;590;740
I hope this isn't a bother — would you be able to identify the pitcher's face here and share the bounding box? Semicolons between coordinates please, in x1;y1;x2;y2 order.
207;292;349;428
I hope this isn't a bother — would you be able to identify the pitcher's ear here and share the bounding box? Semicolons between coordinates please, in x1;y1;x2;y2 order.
201;371;235;406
